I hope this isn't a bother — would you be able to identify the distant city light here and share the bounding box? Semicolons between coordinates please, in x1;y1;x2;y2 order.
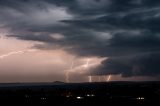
76;96;83;99
66;95;72;98
86;94;95;97
91;94;95;97
137;97;145;100
87;94;90;97
25;95;29;98
66;95;70;98
41;97;47;100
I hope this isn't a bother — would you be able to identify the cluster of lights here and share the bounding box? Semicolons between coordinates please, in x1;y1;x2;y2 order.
66;93;95;100
86;94;95;97
25;95;48;101
41;97;47;100
137;97;145;100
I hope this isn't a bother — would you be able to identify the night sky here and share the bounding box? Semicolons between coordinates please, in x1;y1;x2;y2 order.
0;0;160;82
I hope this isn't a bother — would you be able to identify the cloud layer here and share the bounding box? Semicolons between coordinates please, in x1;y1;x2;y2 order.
1;0;160;79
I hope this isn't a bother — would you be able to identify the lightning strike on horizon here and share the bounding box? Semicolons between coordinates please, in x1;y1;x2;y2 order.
84;59;92;82
89;76;92;82
65;60;74;83
64;57;104;83
107;75;111;82
0;49;36;59
84;59;90;68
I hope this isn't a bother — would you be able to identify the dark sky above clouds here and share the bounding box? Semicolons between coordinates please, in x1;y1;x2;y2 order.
0;0;160;82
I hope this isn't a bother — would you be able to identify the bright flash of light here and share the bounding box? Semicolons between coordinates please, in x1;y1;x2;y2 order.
84;59;92;83
0;49;36;59
84;59;90;68
64;57;106;83
65;60;74;83
76;96;83;99
137;97;145;100
107;75;111;82
89;76;92;82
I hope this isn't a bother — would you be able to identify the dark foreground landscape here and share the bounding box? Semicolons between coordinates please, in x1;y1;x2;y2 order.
0;81;160;105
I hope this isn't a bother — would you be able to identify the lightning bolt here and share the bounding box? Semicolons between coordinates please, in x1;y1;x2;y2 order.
84;59;92;82
107;75;111;82
0;49;36;59
89;76;92;83
103;75;112;82
84;59;90;68
65;60;74;83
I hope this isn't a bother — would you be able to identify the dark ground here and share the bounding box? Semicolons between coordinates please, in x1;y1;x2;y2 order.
0;81;160;105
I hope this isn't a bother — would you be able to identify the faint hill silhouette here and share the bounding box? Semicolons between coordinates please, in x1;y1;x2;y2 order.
53;81;65;84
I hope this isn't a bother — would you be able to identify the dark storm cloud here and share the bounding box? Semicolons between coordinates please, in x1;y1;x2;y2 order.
92;52;160;78
2;0;160;78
